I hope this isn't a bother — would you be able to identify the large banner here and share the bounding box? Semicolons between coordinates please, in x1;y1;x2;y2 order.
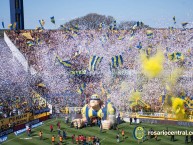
0;113;31;130
33;112;50;120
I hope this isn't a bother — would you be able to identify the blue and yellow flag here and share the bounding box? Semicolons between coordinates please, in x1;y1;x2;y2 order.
168;52;184;61
56;55;72;69
2;21;4;28
39;19;45;29
111;55;123;68
36;37;41;44
129;30;135;41
88;56;103;71
78;83;86;94
136;42;142;49
146;30;153;38
182;22;188;28
50;16;55;24
27;41;34;47
173;16;176;24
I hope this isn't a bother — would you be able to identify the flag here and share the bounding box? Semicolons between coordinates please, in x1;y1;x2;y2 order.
50;16;55;24
2;21;4;28
111;55;123;68
168;53;175;61
36;37;41;44
27;41;34;46
39;19;45;28
36;83;46;87
175;52;183;60
146;30;153;38
173;16;176;24
78;83;86;94
118;35;124;40
56;55;72;69
136;42;142;49
168;52;184;61
99;23;103;29
22;32;34;40
8;24;12;29
182;22;188;28
13;22;17;29
88;56;103;71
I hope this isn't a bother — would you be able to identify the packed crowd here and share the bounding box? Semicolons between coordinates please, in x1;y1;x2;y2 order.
4;28;193;112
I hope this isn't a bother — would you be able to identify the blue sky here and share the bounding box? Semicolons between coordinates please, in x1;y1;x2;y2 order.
0;0;193;29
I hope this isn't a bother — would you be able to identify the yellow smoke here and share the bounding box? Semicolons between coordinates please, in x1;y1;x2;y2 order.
165;68;183;92
141;50;164;78
129;91;141;107
172;97;185;120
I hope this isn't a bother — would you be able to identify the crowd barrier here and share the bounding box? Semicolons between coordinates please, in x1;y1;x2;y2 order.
0;135;7;143
14;122;43;136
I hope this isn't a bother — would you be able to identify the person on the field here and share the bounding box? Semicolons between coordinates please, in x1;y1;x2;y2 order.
185;135;188;144
50;124;53;132
88;136;92;145
57;121;61;129
191;134;193;143
51;135;55;145
121;129;125;141
27;127;31;136
59;135;63;145
76;135;80;144
130;117;132;125
171;135;175;142
63;130;66;139
39;130;43;140
134;116;137;124
95;137;100;145
83;136;87;145
71;134;75;144
116;133;120;143
57;128;61;136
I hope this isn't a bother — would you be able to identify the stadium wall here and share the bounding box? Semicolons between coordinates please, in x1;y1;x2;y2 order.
3;32;37;75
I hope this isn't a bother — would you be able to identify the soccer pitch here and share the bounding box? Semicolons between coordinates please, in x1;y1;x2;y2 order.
2;118;191;145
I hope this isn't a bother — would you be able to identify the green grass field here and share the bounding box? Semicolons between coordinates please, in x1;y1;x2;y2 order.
1;118;192;145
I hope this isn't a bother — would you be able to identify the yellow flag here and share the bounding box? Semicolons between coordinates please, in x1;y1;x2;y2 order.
8;24;12;29
22;32;34;40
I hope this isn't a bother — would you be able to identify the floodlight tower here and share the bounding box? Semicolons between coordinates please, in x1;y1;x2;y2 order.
10;0;24;29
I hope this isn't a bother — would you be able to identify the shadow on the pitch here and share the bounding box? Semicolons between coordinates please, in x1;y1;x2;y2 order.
174;139;178;142
41;137;48;141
